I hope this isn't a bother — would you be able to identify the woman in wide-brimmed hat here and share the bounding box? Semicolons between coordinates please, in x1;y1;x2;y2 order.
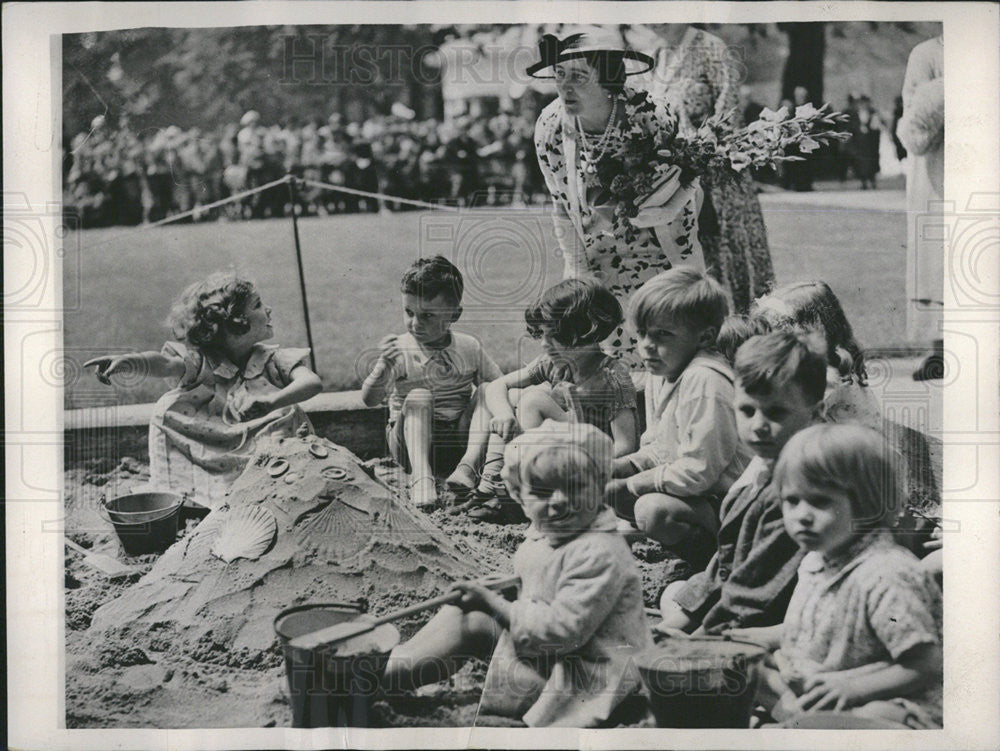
531;27;705;366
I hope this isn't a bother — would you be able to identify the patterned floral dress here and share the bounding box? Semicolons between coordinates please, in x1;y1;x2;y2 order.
534;87;701;366
651;26;775;313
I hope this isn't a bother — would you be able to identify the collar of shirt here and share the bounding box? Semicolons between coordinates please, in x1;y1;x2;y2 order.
800;531;890;576
206;343;278;381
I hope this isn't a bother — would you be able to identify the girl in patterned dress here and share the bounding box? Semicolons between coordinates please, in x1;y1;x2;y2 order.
736;424;942;728
462;278;638;522
85;272;321;508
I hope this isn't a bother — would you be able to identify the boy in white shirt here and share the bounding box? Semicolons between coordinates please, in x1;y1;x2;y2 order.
606;269;750;559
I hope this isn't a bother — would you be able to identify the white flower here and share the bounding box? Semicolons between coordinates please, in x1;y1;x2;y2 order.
730;152;753;171
758;106;788;123
795;103;820;119
798;137;821;153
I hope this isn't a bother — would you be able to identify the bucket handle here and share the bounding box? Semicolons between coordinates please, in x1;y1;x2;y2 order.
98;493;182;524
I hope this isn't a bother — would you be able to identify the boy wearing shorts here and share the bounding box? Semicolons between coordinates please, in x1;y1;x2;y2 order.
362;256;502;509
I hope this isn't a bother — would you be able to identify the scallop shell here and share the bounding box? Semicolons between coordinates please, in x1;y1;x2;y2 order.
210;505;277;563
294;499;369;562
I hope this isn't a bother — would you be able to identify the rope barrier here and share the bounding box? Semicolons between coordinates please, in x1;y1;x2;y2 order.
75;173;466;253
299;177;462;213
71;173;465;379
75;174;296;253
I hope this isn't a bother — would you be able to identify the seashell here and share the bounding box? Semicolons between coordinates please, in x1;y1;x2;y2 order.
210;505;277;563
294;499;369;562
320;465;348;481
268;459;289;477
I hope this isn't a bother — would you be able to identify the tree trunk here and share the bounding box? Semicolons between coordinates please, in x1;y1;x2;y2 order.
780;22;826;103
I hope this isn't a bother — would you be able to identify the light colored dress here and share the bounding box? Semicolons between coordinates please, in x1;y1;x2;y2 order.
534;86;702;366
777;532;942;726
896;36;944;344
149;341;313;508
479;508;653;727
650;26;774;313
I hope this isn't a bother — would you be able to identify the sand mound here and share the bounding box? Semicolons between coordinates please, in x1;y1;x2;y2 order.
67;433;490;727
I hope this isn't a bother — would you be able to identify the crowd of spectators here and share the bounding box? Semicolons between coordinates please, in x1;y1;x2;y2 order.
66;90;895;228
63;109;547;227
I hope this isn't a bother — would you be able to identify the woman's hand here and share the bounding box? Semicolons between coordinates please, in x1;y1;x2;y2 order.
794;671;858;712
229;391;276;422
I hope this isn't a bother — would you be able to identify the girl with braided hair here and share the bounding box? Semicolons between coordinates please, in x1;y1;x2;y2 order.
86;272;321;508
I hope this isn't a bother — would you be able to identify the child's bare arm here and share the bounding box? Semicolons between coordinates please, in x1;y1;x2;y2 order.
723;624;783;651
794;643;942;712
484;367;536;439
609;409;638;457
85;351;185;383
360;334;401;407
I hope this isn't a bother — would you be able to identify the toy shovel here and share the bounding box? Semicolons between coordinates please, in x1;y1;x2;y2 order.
65;538;135;578
289;574;520;652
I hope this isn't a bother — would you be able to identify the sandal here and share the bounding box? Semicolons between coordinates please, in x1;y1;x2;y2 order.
467;494;527;525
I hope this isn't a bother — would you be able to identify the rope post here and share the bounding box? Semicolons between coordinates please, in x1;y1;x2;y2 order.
286;175;319;374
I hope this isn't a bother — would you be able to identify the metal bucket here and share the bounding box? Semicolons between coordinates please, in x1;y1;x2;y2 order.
635;637;768;728
274;603;400;728
100;491;183;555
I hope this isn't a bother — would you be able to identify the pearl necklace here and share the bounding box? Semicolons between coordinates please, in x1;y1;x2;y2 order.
576;97;618;176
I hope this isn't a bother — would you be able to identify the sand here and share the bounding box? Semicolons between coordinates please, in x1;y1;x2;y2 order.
65;436;657;728
63;433;940;729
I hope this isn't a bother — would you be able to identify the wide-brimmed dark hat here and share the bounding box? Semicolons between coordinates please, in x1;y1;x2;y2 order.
526;27;655;79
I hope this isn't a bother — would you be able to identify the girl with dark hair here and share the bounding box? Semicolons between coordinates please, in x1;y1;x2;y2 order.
85;272;321;508
459;278;638;521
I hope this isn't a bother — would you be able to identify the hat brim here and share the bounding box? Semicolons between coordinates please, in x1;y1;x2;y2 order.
527;49;655;79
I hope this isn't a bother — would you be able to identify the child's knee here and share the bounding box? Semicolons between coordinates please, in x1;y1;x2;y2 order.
634;493;684;532
402;388;434;412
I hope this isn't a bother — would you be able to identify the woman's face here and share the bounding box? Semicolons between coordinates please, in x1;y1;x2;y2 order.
554;59;610;119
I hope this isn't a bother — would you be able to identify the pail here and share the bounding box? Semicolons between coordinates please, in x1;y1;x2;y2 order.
100;492;182;555
635;637;768;728
274;603;400;728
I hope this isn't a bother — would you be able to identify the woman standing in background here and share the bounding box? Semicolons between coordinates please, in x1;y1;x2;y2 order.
648;24;775;313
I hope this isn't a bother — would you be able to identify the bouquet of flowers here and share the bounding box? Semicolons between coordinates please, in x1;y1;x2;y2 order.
604;103;850;243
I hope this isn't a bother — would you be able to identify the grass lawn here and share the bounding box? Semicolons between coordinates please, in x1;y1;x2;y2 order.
63;192;909;408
